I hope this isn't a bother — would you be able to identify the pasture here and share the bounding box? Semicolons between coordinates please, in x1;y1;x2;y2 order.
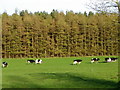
2;56;119;88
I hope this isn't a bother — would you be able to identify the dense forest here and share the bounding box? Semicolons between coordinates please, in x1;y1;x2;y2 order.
2;10;119;58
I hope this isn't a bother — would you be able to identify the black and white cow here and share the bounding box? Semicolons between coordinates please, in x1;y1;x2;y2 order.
35;59;42;64
27;59;43;64
27;60;35;63
105;58;118;62
2;62;8;68
111;58;118;62
73;59;82;65
91;58;100;63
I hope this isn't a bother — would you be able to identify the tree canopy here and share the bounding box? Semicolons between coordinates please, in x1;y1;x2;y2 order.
2;10;119;58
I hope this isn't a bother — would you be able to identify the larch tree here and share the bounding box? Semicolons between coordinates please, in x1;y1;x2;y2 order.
2;10;119;58
88;0;119;56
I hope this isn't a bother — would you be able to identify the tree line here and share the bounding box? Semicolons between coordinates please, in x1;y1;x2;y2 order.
2;10;119;58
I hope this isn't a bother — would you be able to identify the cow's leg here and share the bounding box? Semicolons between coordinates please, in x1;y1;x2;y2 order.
73;61;77;65
91;60;94;63
2;64;5;68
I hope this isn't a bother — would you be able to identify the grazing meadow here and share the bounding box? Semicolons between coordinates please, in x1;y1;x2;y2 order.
2;56;119;88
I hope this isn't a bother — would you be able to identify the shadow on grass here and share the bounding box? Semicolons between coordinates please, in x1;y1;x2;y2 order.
2;73;119;88
99;61;108;63
28;73;118;88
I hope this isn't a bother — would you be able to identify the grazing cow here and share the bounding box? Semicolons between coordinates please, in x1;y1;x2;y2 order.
105;58;111;62
105;58;118;62
91;58;100;63
27;60;35;63
35;59;42;64
73;59;82;65
2;62;8;68
111;58;118;62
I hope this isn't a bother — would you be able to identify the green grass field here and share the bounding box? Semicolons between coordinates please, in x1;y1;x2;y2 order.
2;56;119;88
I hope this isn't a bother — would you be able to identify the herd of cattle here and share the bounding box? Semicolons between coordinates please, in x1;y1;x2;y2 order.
73;57;118;65
2;59;43;68
2;57;118;68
